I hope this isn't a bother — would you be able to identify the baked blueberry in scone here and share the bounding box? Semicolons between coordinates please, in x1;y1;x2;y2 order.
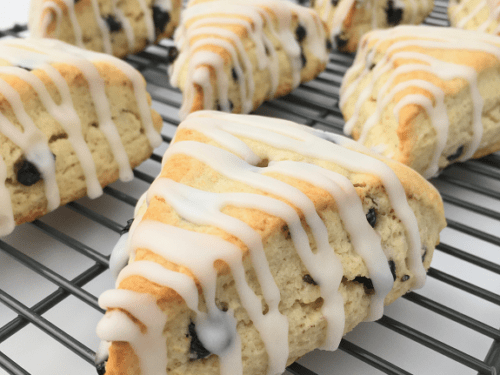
0;38;163;236
29;0;182;58
168;0;330;119
96;111;446;375
312;0;434;53
340;25;500;178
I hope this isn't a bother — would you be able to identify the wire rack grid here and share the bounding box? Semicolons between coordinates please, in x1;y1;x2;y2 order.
0;1;500;374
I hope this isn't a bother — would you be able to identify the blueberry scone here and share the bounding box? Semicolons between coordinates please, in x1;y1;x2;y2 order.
169;0;330;119
0;38;163;237
95;111;446;375
29;0;182;58
449;0;500;34
340;25;500;178
312;0;434;53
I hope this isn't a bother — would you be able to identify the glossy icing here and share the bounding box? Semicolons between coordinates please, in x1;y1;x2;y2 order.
450;0;500;33
29;0;172;55
340;25;500;178
99;111;427;375
169;0;328;119
0;38;161;237
313;0;432;48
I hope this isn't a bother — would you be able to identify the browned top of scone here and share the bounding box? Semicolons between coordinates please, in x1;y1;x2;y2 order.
122;114;445;304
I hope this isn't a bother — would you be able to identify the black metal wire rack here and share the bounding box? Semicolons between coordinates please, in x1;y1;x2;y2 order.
0;0;499;374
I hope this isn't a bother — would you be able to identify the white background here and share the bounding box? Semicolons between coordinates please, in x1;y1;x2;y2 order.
0;2;30;30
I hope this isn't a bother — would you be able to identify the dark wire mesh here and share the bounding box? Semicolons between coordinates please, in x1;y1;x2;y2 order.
0;1;499;374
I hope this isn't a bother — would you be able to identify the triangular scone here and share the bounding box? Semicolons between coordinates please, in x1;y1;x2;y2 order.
340;25;500;178
168;0;330;119
312;0;434;53
449;0;500;34
0;38;163;237
96;111;445;375
29;0;182;58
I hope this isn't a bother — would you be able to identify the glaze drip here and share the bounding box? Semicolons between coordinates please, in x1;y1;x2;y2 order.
312;0;431;51
101;111;427;375
340;25;500;177
450;0;500;34
169;0;327;119
29;0;173;55
0;38;161;237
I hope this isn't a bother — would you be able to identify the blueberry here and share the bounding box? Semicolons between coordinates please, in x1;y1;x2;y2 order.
153;6;170;35
17;160;41;186
331;0;339;5
104;15;122;32
300;50;307;68
120;218;134;235
96;362;106;375
326;39;332;51
369;62;376;70
401;275;410;282
446;145;464;162
231;67;238;81
353;276;375;295
388;260;396;281
188;322;211;360
295;24;306;43
366;208;376;228
334;32;349;51
166;46;178;64
303;274;317;285
386;0;403;26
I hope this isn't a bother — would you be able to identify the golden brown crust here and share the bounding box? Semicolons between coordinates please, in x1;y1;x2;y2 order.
102;113;446;375
171;0;329;118
340;26;500;177
1;52;162;229
29;0;182;57
312;0;434;53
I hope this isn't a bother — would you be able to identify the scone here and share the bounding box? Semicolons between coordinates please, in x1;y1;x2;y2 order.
312;0;434;53
169;0;330;119
95;111;446;375
29;0;182;58
0;38;163;237
340;25;500;178
449;0;500;35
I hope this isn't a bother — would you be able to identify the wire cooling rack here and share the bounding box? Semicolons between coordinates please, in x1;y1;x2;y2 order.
1;1;499;374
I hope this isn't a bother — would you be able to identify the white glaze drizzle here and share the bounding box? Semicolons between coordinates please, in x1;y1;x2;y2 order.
0;78;60;211
184;111;425;288
97;288;168;375
0;66;103;198
0;38;161;237
450;0;500;33
30;0;85;48
341;25;500;176
29;0;163;55
169;0;327;119
132;221;243;375
103;111;427;375
149;179;289;374
315;0;429;49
